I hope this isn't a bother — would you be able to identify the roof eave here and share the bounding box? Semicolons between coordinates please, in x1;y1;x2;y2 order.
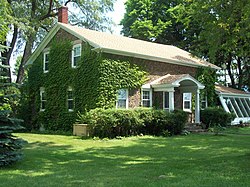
216;91;250;98
97;47;220;70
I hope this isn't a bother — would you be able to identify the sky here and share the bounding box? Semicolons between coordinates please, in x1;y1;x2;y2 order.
108;0;126;35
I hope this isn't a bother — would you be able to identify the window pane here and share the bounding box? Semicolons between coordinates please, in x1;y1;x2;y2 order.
184;93;191;100
45;62;48;71
73;56;80;67
118;89;127;99
164;92;169;109
117;100;126;108
41;101;46;110
184;101;190;109
236;98;248;117
45;54;49;61
74;46;81;56
68;100;74;110
242;99;250;116
143;100;150;107
230;98;243;117
41;92;46;100
68;91;73;99
142;91;150;100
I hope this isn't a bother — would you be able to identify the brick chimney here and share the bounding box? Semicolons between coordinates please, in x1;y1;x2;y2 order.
58;6;68;24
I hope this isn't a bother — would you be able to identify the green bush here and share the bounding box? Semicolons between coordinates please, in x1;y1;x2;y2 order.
200;107;235;128
77;108;188;138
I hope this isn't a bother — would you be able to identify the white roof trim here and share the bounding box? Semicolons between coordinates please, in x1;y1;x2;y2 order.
216;92;250;98
172;75;205;89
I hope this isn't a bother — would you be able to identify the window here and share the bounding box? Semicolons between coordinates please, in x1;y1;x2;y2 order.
142;90;151;107
67;87;74;111
201;94;207;109
183;93;192;111
163;92;169;110
40;88;46;111
116;89;128;109
72;44;81;67
43;52;49;73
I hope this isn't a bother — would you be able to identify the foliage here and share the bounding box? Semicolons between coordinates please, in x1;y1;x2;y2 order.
23;41;147;131
0;110;26;166
200;107;235;128
196;67;216;106
78;108;188;138
0;0;12;42
121;0;187;48
0;45;26;167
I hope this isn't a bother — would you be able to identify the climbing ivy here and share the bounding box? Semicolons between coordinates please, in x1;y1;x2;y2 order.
196;67;216;106
22;40;147;131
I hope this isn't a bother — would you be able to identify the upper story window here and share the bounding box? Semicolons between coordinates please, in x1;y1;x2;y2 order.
116;89;128;109
67;87;74;112
183;93;192;111
142;90;151;107
40;87;46;111
72;44;81;68
43;52;49;73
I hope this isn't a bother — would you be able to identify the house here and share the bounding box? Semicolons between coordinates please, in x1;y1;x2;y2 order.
25;7;222;130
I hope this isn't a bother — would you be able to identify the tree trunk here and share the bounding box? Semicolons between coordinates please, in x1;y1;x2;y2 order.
16;36;35;84
226;53;236;88
4;25;18;83
237;57;243;89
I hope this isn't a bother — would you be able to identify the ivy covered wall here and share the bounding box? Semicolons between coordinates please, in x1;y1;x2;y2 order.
22;39;147;131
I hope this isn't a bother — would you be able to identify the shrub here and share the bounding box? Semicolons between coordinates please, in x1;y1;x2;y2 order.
201;107;235;128
77;108;188;138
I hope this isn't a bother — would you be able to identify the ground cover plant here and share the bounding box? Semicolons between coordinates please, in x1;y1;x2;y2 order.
0;128;250;187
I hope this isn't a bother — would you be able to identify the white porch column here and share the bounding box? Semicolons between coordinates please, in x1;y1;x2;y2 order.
169;91;175;111
195;89;200;123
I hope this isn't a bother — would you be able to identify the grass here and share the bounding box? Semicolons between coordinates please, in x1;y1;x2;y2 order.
1;127;250;187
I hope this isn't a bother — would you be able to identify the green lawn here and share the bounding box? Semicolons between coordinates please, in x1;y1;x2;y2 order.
1;127;250;187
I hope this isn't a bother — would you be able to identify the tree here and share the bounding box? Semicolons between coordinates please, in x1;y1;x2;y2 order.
2;0;115;84
121;0;188;48
0;45;26;167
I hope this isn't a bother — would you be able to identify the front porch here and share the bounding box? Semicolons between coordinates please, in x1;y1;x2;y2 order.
142;74;205;123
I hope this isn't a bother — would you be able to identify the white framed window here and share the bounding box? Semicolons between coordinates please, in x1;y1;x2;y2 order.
201;94;207;110
142;90;151;107
43;52;49;73
183;93;192;111
40;87;46;111
72;44;81;68
67;87;74;112
116;89;128;109
163;92;170;110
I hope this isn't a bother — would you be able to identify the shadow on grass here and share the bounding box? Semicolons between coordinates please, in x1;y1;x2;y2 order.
0;134;250;187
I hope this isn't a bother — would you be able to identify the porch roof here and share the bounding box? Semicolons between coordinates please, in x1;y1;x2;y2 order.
143;74;205;90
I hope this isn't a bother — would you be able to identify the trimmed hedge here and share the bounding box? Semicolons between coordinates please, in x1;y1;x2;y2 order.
200;107;235;128
78;108;188;138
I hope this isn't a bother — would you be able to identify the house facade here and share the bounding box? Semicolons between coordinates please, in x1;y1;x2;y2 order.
25;7;221;130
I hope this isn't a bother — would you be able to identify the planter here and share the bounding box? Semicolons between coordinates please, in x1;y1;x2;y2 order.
73;124;90;136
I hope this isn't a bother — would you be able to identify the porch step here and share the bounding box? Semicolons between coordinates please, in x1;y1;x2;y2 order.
184;123;207;133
